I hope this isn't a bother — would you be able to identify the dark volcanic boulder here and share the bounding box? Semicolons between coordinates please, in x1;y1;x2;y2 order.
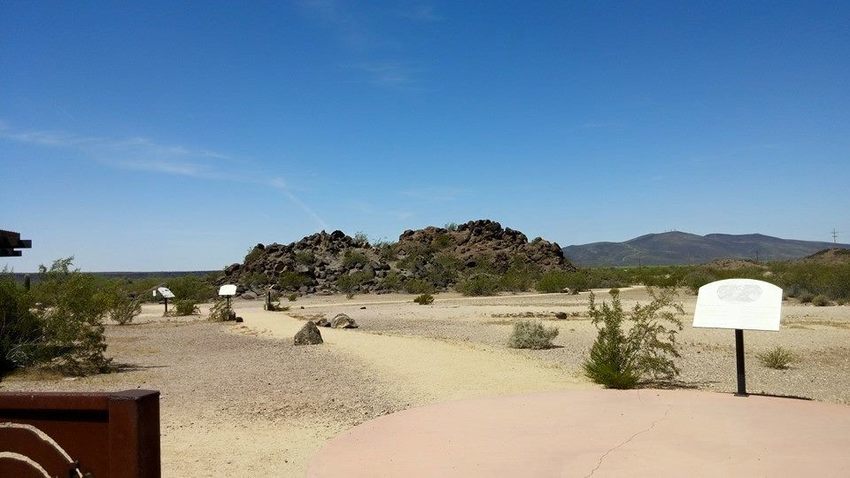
294;322;323;345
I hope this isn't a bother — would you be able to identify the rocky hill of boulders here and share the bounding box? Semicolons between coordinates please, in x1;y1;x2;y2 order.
219;219;574;296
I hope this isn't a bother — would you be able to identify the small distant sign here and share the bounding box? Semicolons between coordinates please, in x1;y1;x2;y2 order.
693;279;782;331
154;287;175;299
218;284;237;297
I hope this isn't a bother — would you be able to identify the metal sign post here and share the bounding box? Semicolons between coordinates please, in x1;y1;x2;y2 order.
734;329;747;396
154;287;176;316
218;284;237;314
693;279;783;398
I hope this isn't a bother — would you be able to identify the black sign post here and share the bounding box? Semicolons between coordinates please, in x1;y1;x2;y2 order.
734;329;747;397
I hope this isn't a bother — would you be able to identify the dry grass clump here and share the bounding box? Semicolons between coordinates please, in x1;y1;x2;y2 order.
507;320;559;349
757;346;796;370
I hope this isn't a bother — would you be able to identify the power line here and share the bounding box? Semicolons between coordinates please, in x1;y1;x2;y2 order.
832;228;839;244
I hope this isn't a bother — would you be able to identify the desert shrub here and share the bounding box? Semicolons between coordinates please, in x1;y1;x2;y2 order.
507;320;559;349
445;222;458;231
431;233;455;250
172;299;200;316
427;253;463;287
336;271;372;295
536;271;579;293
413;293;434;305
380;271;403;291
812;294;831;306
353;231;370;246
30;258;112;375
0;273;42;374
681;270;717;295
278;272;309;291
500;261;540;292
584;288;684;389
798;291;814;303
208;299;234;321
287;293;298;302
166;275;215;302
342;250;369;268
244;245;264;264
107;294;141;325
404;278;435;294
554;312;568;320
295;250;315;265
457;273;501;296
757;346;796;369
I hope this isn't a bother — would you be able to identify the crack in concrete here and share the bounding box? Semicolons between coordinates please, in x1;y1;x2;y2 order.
584;404;672;478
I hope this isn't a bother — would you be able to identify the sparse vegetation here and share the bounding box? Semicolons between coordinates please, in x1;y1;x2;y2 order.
288;293;298;302
29;258;113;376
813;294;831;307
278;272;309;291
457;273;501;296
172;299;200;316
404;278;434;295
584;288;684;389
413;293;434;305
507;320;559;349
107;293;142;325
209;299;234;322
757;346;796;369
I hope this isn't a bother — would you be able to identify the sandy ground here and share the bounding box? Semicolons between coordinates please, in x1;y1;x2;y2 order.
2;287;849;476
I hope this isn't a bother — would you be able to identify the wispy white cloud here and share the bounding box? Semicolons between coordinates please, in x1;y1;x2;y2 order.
0;122;329;229
298;0;437;90
347;61;424;89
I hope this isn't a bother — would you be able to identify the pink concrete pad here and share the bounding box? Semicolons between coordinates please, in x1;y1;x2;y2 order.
308;390;850;477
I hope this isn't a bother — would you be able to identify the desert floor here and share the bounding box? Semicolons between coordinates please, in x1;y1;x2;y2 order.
2;287;849;476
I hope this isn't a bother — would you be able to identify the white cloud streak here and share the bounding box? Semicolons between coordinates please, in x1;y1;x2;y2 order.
0;123;329;229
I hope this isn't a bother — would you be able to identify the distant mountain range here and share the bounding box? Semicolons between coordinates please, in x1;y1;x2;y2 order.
562;232;850;267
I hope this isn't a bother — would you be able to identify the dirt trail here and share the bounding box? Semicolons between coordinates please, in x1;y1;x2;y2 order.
237;306;594;405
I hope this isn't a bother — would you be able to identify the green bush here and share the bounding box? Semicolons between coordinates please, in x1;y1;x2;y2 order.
681;270;717;295
380;271;403;291
172;299;200;316
457;273;501;296
295;250;315;265
757;346;796;369
0;273;41;373
507;320;559;349
287;293;298;302
278;272;309;291
244;245;264;264
413;293;434;305
535;271;573;293
107;294;141;325
404;278;435;294
500;262;540;292
342;250;369;268
208;299;234;322
798;291;814;303
30;258;112;375
812;294;831;306
584;288;684;389
166;275;215;302
336;271;372;295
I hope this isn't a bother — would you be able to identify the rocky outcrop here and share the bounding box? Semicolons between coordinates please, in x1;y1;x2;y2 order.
220;219;574;296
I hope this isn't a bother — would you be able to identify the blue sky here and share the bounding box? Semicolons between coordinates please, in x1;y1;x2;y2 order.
2;1;849;271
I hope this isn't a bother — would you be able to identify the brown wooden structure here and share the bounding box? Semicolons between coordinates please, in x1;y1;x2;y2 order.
0;230;32;257
0;389;160;477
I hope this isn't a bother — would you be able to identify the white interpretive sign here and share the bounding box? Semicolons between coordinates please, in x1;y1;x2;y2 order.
693;279;782;331
218;284;237;297
155;287;175;299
